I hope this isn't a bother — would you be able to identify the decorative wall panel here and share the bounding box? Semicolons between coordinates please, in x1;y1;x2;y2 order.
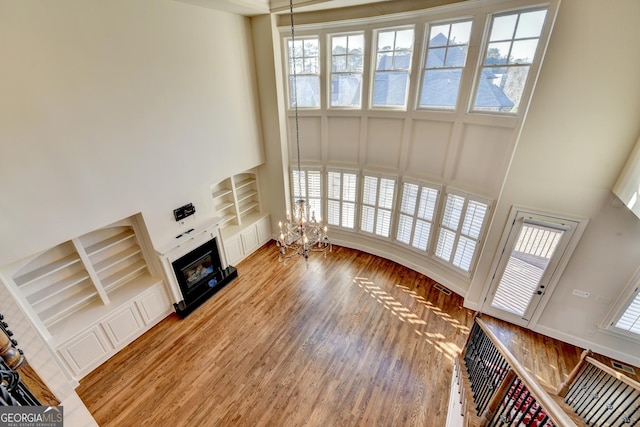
327;117;361;166
292;117;322;162
407;119;453;180
453;124;514;196
365;118;403;170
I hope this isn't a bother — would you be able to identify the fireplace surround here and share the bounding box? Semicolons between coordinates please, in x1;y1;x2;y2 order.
157;218;237;317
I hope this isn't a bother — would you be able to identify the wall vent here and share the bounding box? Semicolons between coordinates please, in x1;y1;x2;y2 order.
434;283;452;295
611;361;636;375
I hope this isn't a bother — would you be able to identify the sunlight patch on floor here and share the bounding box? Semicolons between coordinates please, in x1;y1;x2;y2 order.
353;276;466;363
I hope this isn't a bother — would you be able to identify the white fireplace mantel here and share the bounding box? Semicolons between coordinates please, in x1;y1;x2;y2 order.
155;217;228;305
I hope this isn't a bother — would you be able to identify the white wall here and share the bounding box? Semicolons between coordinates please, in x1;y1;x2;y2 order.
0;0;265;266
468;0;640;365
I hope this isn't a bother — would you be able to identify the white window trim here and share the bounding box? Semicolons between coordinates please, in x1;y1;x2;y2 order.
432;187;492;276
285;35;322;110
327;31;366;110
394;178;442;255
291;167;323;221
360;172;398;239
369;25;416;111
600;266;640;343
416;18;474;112
326;168;359;231
468;6;553;116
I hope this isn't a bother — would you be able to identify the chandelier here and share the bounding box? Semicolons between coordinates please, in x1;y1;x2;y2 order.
276;0;331;264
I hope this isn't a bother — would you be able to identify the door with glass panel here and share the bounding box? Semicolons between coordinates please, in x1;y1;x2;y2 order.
482;210;580;327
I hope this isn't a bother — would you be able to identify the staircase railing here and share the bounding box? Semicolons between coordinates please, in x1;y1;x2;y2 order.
462;316;577;426
557;350;640;426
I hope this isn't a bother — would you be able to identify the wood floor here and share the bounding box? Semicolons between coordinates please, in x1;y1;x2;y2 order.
78;242;476;426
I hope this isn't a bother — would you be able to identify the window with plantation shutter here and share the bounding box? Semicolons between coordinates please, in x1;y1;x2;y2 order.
327;170;357;229
435;191;490;273
615;292;640;336
361;174;396;238
396;180;440;252
292;169;322;220
604;267;640;341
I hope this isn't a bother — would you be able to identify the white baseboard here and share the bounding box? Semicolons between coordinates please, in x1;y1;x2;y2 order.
330;237;469;297
534;324;640;368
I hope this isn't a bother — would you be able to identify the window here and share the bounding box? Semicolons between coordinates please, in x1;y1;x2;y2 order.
602;267;640;341
435;190;490;273
372;27;415;108
292;169;322;220
288;37;320;108
330;33;365;108
396;181;440;252
327;170;358;229
419;20;472;110
361;174;396;238
472;8;547;113
615;292;640;337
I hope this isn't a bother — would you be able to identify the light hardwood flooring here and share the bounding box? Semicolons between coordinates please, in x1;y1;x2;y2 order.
78;243;476;426
79;241;618;426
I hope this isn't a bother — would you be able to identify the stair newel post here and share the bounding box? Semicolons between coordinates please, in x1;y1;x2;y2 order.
479;368;516;425
556;348;592;397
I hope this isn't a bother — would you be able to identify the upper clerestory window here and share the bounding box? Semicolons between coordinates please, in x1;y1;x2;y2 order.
418;20;472;110
371;27;415;110
472;8;548;114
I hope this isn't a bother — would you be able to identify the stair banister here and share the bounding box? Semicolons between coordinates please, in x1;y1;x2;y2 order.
475;317;578;427
557;349;592;397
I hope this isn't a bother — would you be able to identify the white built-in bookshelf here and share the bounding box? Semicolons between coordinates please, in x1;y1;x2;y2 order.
211;169;271;265
211;170;262;228
3;214;171;382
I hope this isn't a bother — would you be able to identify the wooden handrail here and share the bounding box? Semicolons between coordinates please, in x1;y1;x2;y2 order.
475;317;578;427
585;356;640;391
557;349;592;397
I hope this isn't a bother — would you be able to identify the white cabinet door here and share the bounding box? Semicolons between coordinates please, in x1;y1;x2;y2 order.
240;226;260;254
256;216;271;245
102;305;143;347
224;234;244;265
136;285;171;324
58;326;111;377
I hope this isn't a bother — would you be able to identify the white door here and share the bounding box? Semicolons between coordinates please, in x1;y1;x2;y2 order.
481;210;582;327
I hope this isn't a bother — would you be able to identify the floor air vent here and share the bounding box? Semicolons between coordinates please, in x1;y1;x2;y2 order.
434;283;452;295
611;361;636;375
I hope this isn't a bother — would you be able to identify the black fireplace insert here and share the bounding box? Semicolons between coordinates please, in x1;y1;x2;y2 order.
171;237;237;317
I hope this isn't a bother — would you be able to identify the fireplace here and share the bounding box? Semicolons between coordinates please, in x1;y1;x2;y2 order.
170;237;237;317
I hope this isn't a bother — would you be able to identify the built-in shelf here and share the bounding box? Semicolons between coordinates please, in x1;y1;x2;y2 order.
211;169;262;229
26;270;90;306
7;214;162;334
102;259;147;292
3;213;172;382
40;286;98;328
212;188;232;199
14;252;82;288
93;245;142;274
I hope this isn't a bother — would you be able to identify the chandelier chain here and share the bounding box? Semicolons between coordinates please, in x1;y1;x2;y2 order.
289;0;302;191
276;0;332;265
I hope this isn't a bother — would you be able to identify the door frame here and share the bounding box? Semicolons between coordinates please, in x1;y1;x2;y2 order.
479;205;589;328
